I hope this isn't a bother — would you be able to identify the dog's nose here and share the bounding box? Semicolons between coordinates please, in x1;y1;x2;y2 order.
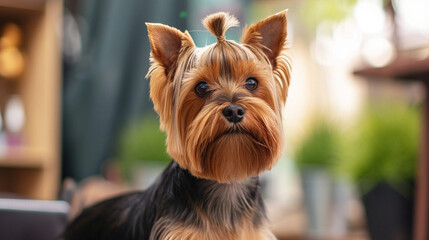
222;105;245;123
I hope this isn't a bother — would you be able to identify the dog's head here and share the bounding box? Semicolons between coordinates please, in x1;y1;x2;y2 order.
147;11;291;182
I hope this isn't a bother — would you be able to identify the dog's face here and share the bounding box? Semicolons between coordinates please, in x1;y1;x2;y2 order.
147;12;291;182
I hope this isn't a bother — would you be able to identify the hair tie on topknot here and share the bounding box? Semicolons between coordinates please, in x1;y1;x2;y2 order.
217;35;225;41
202;12;239;43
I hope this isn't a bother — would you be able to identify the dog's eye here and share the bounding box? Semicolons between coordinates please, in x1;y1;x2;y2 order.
245;77;258;92
194;81;211;97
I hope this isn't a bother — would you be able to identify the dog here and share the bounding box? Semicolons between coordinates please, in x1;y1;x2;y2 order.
64;11;291;240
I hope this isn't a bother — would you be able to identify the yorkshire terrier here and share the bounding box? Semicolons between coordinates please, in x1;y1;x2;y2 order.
64;11;291;240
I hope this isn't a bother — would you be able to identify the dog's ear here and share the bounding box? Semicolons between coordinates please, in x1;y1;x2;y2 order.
146;23;189;70
241;11;287;66
241;11;290;104
146;23;195;133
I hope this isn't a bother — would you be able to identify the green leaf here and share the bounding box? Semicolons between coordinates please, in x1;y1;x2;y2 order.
117;116;170;180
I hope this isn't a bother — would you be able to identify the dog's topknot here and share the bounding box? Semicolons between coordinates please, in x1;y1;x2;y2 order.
202;12;239;42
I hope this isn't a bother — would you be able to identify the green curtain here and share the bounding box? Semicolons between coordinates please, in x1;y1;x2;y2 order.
62;0;188;181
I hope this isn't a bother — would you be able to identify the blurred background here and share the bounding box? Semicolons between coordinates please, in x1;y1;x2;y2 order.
0;0;428;239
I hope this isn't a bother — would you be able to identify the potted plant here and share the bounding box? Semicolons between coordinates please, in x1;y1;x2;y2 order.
294;121;348;238
340;102;420;240
117;116;170;188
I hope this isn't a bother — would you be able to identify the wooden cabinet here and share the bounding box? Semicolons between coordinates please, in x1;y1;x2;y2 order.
0;0;62;200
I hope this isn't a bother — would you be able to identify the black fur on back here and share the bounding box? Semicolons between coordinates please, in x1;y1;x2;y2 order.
63;161;266;240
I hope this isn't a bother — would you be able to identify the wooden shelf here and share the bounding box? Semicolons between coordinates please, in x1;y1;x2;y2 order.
0;0;62;200
354;49;429;81
0;0;45;12
0;151;43;169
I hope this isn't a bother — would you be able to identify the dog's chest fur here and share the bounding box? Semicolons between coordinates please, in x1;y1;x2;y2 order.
150;163;274;239
64;162;276;240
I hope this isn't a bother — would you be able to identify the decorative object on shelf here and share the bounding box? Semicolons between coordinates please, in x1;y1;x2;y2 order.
0;23;25;80
4;95;25;148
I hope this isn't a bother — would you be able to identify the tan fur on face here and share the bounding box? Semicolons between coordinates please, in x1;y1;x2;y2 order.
147;11;291;182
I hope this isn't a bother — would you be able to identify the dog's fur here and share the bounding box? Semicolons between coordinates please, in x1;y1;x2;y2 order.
64;11;291;240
